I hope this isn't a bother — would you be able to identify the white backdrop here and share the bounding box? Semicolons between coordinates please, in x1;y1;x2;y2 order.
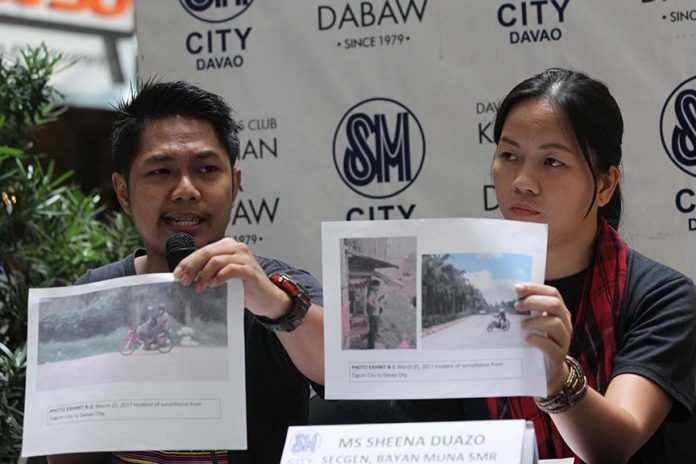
136;0;696;280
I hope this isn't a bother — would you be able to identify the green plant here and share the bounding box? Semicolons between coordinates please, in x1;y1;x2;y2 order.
0;45;64;151
0;44;140;463
0;343;25;463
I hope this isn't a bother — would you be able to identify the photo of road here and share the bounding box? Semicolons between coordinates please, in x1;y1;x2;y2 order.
37;346;228;391
36;281;230;390
421;252;532;351
422;314;527;350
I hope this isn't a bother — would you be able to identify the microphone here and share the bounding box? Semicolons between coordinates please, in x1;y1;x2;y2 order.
165;232;198;272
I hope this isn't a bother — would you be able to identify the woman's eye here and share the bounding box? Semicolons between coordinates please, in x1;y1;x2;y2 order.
148;168;169;175
499;151;518;161
544;158;564;167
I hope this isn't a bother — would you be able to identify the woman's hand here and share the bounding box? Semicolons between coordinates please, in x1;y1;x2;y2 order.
515;283;573;396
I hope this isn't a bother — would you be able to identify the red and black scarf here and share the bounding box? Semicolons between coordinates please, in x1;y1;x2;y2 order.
486;217;629;462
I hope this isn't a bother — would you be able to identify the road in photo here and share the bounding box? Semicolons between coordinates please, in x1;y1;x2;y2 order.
37;347;228;390
422;314;527;350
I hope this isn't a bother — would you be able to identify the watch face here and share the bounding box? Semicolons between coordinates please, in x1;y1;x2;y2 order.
271;274;301;298
260;274;312;332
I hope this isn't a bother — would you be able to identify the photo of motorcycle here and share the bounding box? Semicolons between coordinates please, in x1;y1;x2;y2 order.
119;326;174;355
487;314;511;332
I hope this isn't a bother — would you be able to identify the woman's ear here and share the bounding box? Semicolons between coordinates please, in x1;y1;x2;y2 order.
597;165;621;207
112;172;132;214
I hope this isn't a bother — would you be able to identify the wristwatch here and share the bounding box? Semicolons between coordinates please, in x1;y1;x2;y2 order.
255;273;312;332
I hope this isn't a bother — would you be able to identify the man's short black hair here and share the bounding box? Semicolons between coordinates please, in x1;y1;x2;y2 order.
111;80;241;182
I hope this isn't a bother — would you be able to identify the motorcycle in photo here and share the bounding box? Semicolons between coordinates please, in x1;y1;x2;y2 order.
119;326;173;355
487;311;511;332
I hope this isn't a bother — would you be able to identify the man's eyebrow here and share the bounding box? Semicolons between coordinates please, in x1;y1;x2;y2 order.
193;151;224;160
140;151;223;164
141;154;173;164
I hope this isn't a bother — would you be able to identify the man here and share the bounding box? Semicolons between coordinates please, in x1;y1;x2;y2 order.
139;305;159;349
365;279;382;349
496;308;507;326
155;304;170;334
48;81;324;464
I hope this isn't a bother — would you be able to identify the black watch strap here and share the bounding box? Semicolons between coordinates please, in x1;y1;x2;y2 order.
255;274;311;332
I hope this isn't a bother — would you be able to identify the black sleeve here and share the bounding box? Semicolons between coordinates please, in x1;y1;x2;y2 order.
613;252;696;421
255;256;323;306
255;255;324;394
74;252;140;284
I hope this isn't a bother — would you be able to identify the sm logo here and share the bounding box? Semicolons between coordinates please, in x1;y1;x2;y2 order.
333;98;426;199
660;76;696;178
289;431;321;454
179;0;253;23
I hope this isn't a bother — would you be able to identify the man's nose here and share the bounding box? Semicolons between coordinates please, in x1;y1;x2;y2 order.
171;175;201;202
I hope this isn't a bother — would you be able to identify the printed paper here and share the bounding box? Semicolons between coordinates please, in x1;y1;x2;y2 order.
322;218;548;399
22;274;246;457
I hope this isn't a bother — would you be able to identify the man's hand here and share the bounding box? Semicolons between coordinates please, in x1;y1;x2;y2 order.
172;237;292;319
172;236;325;384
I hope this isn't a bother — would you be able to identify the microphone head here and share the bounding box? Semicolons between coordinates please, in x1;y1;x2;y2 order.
165;232;198;272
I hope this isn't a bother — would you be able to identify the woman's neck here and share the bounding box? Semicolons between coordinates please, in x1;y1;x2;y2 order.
546;231;596;280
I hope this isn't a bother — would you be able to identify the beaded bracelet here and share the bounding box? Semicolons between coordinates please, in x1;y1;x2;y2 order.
534;355;588;414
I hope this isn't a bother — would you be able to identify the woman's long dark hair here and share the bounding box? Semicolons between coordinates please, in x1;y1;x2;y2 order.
493;68;624;229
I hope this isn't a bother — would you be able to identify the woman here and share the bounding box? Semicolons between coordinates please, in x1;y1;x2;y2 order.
310;68;696;461
489;68;696;463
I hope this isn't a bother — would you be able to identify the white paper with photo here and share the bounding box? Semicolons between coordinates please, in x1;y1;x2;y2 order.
322;218;548;399
22;274;246;457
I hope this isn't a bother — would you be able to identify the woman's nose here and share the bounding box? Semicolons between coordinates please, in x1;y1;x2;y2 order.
511;167;540;195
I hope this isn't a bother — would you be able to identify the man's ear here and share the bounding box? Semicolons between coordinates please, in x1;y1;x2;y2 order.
112;172;132;215
596;165;620;207
231;167;242;202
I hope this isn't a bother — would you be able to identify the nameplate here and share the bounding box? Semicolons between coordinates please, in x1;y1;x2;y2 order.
281;420;537;464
